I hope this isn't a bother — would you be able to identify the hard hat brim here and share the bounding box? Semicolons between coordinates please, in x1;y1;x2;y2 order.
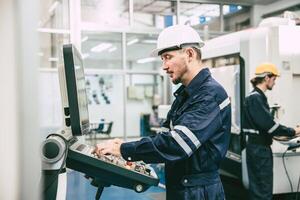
255;72;280;78
150;48;165;57
150;42;204;57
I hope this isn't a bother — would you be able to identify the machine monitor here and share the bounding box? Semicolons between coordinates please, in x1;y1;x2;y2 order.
63;44;89;136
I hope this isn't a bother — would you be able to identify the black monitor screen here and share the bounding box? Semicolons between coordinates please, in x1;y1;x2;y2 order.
63;44;89;136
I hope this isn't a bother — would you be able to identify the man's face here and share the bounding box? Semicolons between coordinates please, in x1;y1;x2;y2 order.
160;50;188;85
265;75;277;90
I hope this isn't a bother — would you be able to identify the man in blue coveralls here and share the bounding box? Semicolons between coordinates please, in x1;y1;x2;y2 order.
94;25;231;200
243;63;300;200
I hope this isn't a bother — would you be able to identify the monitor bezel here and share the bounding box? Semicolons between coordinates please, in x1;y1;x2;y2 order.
63;44;90;136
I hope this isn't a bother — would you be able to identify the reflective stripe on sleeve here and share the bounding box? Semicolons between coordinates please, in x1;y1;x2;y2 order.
243;128;259;134
170;130;193;156
161;127;170;132
268;123;280;134
170;120;174;131
219;97;230;110
174;125;201;148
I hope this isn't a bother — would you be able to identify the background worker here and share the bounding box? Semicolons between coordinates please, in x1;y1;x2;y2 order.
242;63;300;200
94;25;231;200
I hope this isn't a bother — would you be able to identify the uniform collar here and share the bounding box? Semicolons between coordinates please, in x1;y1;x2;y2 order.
173;85;186;97
173;68;210;97
254;87;267;101
186;68;211;96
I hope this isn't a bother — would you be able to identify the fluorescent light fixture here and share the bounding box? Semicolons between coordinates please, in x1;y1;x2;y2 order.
75;65;81;70
127;38;139;46
82;53;89;59
37;28;70;34
142;40;157;44
48;57;59;62
38;20;42;27
137;57;157;64
37;52;44;57
81;36;88;42
48;1;59;14
108;47;117;52
91;43;112;52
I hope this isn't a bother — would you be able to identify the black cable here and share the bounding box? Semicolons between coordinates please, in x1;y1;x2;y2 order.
42;133;69;194
282;148;293;193
295;172;300;200
95;187;104;200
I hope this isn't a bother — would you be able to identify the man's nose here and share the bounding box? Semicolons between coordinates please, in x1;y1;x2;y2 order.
162;63;168;70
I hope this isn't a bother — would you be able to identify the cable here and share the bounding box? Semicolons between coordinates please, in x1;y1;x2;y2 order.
42;133;69;194
95;187;104;200
295;173;300;200
282;148;293;193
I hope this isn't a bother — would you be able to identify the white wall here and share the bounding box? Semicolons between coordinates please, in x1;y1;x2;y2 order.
88;74;125;137
0;1;19;199
0;0;40;200
126;75;155;137
39;71;63;137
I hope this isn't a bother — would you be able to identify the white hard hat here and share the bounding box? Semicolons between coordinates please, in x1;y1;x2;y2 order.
151;25;204;57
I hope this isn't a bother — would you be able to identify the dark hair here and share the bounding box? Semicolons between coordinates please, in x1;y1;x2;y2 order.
152;105;158;110
250;73;275;87
192;47;202;60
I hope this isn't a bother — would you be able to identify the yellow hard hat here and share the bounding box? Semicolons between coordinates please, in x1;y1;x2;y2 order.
255;63;280;77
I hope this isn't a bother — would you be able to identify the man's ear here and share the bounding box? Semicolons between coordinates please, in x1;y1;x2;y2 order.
264;76;269;82
186;48;194;60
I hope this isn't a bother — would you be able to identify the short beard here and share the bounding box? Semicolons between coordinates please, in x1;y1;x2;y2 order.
173;78;181;85
267;85;273;90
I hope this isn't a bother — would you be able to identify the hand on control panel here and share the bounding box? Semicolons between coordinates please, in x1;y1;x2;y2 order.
93;138;124;157
295;125;300;136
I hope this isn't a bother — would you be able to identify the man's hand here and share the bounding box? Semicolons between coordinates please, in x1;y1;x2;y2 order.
295;126;300;136
93;138;124;157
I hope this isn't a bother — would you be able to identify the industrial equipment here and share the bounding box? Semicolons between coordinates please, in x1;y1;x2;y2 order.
41;44;159;200
201;16;300;195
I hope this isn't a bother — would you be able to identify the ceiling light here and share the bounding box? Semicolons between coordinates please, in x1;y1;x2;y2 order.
127;38;139;46
108;47;117;52
82;53;89;59
142;40;157;44
48;1;59;14
137;57;157;64
91;43;112;52
37;52;44;57
81;36;88;42
48;57;59;62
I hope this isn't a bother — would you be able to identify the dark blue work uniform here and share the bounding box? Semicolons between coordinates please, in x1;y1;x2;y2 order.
121;68;231;200
242;87;295;200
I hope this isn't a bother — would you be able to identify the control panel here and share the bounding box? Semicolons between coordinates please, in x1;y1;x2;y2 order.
66;141;159;193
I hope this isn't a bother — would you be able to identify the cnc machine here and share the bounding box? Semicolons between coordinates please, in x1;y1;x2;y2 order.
201;17;300;195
